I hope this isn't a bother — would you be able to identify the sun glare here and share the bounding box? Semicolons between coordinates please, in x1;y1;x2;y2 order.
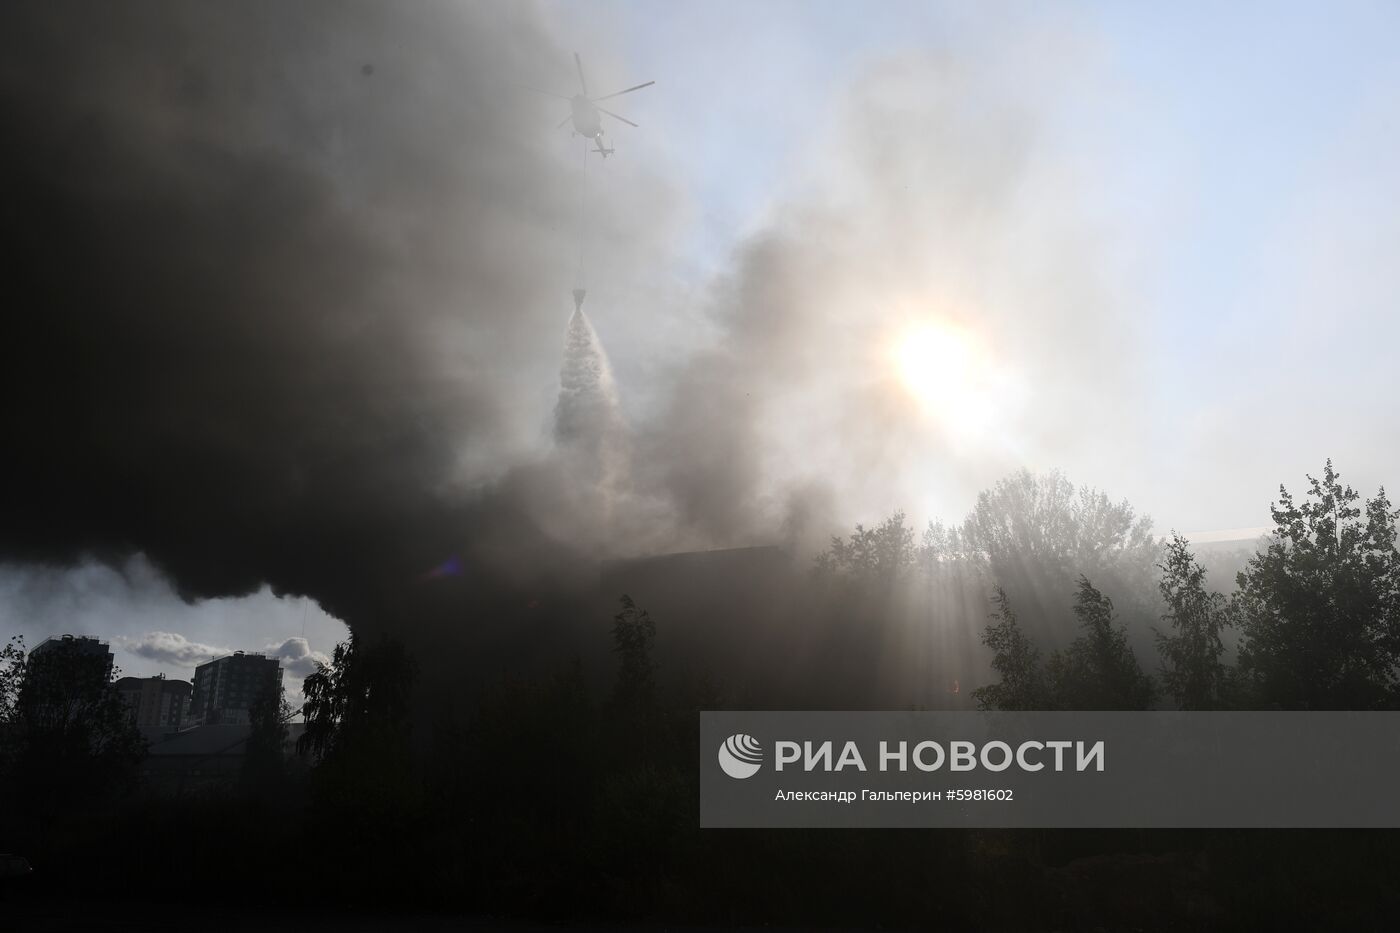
892;319;1005;440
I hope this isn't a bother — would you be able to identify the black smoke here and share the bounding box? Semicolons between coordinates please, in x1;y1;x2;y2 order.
0;2;668;658
0;3;1135;707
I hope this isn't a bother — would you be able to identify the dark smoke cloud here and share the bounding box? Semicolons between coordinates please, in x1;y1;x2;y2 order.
2;3;1142;708
0;1;677;645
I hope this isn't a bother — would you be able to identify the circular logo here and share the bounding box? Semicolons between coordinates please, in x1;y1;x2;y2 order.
718;733;763;779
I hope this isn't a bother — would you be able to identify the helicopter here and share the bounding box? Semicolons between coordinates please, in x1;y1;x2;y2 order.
530;53;654;158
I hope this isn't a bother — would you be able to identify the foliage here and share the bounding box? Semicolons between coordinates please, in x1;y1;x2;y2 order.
1154;533;1233;709
962;470;1158;579
1046;577;1155;710
917;519;973;572
611;593;657;711
816;510;918;581
972;587;1049;711
958;470;1162;650
0;635;23;724
300;634;414;759
299;632;417;819
814;471;1154;585
973;578;1154;711
2;637;145;822
1235;460;1400;709
813;471;1162;709
241;679;291;792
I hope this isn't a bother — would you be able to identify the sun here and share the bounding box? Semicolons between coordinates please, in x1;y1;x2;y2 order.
895;321;976;404
892;319;1003;439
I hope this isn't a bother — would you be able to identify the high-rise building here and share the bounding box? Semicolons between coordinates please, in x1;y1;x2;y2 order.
20;635;115;721
189;652;282;725
28;633;114;672
114;674;191;729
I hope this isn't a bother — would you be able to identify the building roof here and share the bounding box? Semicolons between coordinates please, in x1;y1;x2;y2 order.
599;544;787;593
115;674;191;692
143;724;250;757
196;651;278;667
140;722;306;757
32;634;110;654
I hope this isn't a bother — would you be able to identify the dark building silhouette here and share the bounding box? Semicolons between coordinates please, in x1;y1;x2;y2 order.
189;652;282;725
115;674;192;729
598;545;799;695
20;635;115;720
28;633;114;673
138;722;306;795
598;545;791;603
596;544;976;709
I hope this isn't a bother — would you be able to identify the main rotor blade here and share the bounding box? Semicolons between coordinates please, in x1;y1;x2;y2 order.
597;107;638;128
556;113;572;129
574;52;588;96
592;80;655;102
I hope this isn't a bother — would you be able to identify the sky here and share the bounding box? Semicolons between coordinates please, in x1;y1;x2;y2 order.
546;0;1400;532
3;0;1399;693
0;557;342;709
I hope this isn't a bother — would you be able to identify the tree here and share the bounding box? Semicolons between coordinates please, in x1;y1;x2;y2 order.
299;632;417;820
1154;533;1233;709
1047;577;1155;710
0;635;23;725
972;587;1050;711
0;637;25;785
962;470;1158;579
1235;461;1400;709
816;511;918;583
919;520;969;565
294;631;419;891
241;679;291;793
611;594;657;712
960;470;1161;649
299;633;415;762
3;639;145;819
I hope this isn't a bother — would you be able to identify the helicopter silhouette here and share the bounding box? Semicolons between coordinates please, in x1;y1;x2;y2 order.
529;53;654;158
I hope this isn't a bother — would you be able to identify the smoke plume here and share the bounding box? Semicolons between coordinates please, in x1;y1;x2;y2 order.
1;2;1150;702
0;1;671;649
